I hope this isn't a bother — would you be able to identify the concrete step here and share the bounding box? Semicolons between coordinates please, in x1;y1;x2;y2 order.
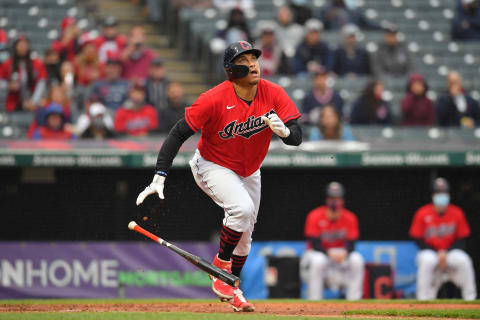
183;84;210;96
168;72;204;84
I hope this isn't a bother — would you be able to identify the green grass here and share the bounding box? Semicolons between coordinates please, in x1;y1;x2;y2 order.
0;313;383;320
1;298;479;305
344;308;480;319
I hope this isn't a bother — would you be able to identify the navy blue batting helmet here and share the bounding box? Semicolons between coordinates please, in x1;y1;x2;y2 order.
223;41;261;79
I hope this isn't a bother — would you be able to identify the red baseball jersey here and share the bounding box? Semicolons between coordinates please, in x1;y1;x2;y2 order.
304;206;359;250
409;204;470;250
114;104;158;136
185;79;300;177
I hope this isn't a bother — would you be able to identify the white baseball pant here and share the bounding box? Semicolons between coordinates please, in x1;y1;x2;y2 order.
416;249;477;300
300;250;365;300
189;150;260;256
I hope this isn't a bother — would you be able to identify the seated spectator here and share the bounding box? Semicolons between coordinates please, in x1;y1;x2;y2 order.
319;0;381;30
74;36;105;86
121;26;157;81
0;29;9;63
302;69;344;123
452;0;480;41
145;58;170;110
90;57;129;110
32;103;74;140
275;6;305;56
309;105;354;141
350;80;393;125
254;22;283;77
290;0;313;25
114;83;158;136
436;71;480;128
44;49;62;88
217;8;253;43
59;61;75;97
158;82;189;133
75;102;115;139
332;24;372;77
95;16;128;62
27;84;72;138
401;73;435;126
373;25;413;77
293;19;331;75
51;17;81;62
0;36;47;112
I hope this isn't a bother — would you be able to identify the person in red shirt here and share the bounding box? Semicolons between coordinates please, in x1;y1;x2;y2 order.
51;17;81;62
95;16;128;63
114;83;158;136
300;182;364;300
120;26;156;81
409;177;476;301
0;36;47;112
74;36;106;86
32;103;74;140
135;41;302;312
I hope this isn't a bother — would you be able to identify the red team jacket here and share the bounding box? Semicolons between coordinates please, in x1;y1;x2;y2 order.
185;79;300;177
409;204;470;250
304;206;360;250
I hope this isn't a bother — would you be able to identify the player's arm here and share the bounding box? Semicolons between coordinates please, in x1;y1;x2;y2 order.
308;237;326;253
262;116;302;146
136;118;195;205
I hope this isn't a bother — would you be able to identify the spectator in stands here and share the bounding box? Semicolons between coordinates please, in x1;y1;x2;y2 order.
158;82;189;133
350;80;393;125
51;17;81;62
373;25;413;77
318;0;381;31
401;73;435;126
302;69;344;123
59;61;75;97
114;82;158;136
31;103;74;140
290;0;313;25
213;0;253;12
95;16;128;63
217;8;253;43
254;22;283;77
275;6;305;57
90;57;129;111
27;84;72;138
74;36;105;86
409;177;477;301
293;19;331;76
452;0;480;41
75;102;115;139
0;36;47;112
309;105;354;141
437;71;480;128
44;49;62;88
300;182;364;300
121;26;157;81
145;58;170;111
332;24;372;77
0;29;9;63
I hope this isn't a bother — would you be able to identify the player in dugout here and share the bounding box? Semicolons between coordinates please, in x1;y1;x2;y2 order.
300;182;364;300
409;177;477;300
136;40;302;311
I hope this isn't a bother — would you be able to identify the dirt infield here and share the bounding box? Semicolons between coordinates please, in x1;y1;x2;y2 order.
2;301;479;316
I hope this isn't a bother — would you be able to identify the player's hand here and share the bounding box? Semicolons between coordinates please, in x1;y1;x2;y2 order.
328;248;347;264
262;113;290;138
437;250;447;270
136;174;165;205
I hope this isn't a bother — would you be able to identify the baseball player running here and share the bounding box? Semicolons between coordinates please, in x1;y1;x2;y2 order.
300;182;364;300
136;41;302;311
409;177;476;300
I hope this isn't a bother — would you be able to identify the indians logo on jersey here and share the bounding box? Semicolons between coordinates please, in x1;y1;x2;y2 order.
219;109;275;139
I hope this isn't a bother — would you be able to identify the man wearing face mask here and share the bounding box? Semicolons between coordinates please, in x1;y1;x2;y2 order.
300;182;364;300
409;177;476;301
120;26;157;81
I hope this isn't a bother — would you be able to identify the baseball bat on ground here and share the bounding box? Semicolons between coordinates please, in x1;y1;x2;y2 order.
128;221;240;288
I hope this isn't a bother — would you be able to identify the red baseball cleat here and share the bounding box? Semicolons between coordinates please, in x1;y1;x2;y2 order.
211;255;234;301
231;288;255;312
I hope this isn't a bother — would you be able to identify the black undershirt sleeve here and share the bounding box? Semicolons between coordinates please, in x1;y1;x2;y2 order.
281;118;302;146
155;118;195;175
308;237;326;253
414;238;435;251
345;240;355;253
448;238;466;251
